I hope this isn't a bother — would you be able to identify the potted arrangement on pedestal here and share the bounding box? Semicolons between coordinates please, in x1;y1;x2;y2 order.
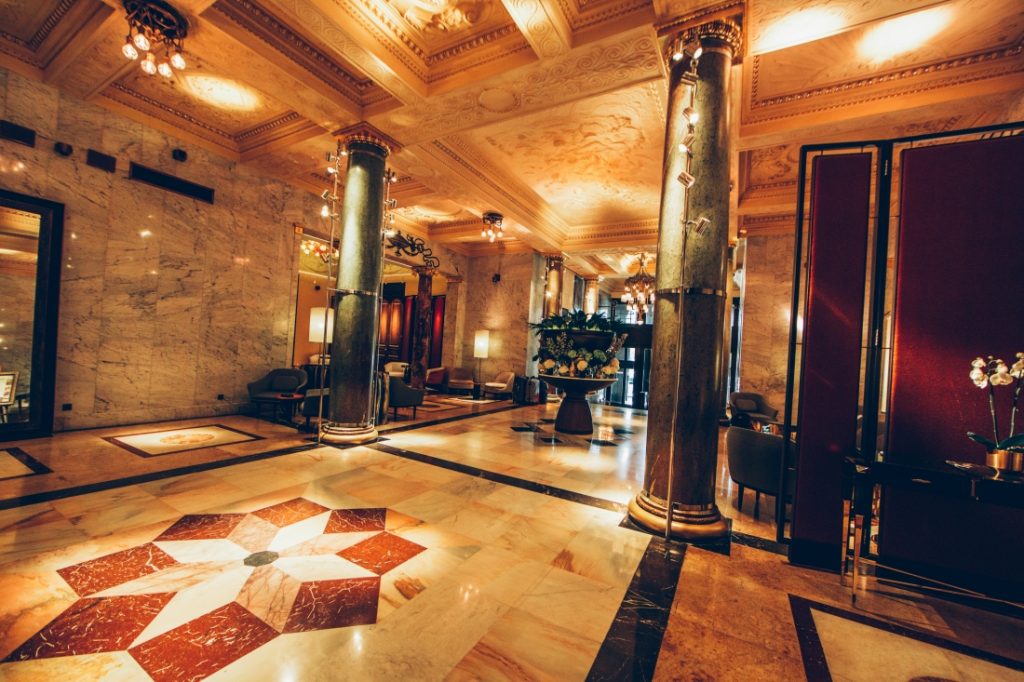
967;352;1024;473
531;311;627;435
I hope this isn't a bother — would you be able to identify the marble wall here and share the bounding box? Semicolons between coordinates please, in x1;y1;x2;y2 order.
0;67;315;430
460;252;545;379
738;234;795;412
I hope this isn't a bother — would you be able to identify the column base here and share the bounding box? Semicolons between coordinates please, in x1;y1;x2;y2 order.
320;423;379;444
628;491;729;540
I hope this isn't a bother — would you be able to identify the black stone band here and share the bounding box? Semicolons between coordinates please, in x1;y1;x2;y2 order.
683;287;726;297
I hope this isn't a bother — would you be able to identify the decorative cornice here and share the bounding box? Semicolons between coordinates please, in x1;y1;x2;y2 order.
28;0;79;50
557;0;649;31
0;36;42;68
748;42;1024;123
424;24;522;65
211;0;376;101
235;111;303;141
107;82;235;141
655;0;742;34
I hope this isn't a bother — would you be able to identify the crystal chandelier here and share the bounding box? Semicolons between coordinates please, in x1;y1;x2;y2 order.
120;0;189;79
301;238;337;262
481;211;503;243
622;253;656;320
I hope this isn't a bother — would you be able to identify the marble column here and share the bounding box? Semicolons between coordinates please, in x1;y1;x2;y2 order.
544;255;564;317
321;134;390;444
629;19;741;540
409;265;435;389
583;278;600;315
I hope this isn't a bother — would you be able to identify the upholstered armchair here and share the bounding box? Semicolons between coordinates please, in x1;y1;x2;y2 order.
425;366;448;392
388;376;425;419
725;426;796;520
300;388;329;431
482;371;515;399
447;367;475;395
383;362;409;378
728;391;779;427
247;368;308;400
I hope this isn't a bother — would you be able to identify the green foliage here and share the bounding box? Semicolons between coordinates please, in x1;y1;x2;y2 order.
529;310;625;333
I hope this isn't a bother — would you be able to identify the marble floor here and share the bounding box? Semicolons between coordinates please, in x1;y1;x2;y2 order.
0;404;1019;681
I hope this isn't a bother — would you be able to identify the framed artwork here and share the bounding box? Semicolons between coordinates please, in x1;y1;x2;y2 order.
0;372;17;406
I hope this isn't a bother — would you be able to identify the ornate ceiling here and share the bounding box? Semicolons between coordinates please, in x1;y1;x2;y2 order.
1;0;1022;288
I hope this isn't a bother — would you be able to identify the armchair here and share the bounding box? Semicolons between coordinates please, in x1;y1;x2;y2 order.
482;371;515;399
728;391;779;427
247;368;308;400
300;388;329;431
388;376;425;419
447;367;475;395
425;366;448;392
384;362;409;378
725;426;796;520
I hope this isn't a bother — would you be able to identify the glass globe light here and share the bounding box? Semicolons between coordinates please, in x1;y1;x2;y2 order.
157;61;173;78
170;51;186;70
141;53;157;75
122;41;139;60
133;32;151;51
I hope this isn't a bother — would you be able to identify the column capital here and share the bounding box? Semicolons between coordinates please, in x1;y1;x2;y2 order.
333;122;400;157
412;265;437;277
544;254;564;268
682;18;741;56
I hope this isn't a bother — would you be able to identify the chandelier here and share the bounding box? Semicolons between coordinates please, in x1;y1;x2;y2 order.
301;238;337;263
481;211;504;242
622;253;655;319
120;0;189;79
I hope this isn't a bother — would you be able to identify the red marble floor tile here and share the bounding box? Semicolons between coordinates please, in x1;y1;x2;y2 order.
337;532;426;575
283;577;380;633
251;498;328;528
3;593;174;661
58;543;179;596
129;601;278;682
155;513;246;541
325;507;387;533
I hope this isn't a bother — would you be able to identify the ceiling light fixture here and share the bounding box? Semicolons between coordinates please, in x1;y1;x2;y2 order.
622;253;656;320
301;238;338;263
120;0;189;78
481;211;504;243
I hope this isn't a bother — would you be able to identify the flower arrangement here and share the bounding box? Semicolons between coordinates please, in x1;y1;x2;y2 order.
531;311;627;378
967;353;1024;453
536;331;625;378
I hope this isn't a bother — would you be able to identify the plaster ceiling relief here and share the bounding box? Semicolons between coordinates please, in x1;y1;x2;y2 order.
746;144;798;187
747;0;941;54
752;0;1024;103
394;199;474;225
466;80;666;227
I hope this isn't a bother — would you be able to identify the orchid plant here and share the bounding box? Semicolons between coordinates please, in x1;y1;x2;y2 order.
967;353;1024;453
535;331;626;378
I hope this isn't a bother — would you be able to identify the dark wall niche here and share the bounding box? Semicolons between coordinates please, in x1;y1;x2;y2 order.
86;149;117;173
128;162;215;203
0;120;36;147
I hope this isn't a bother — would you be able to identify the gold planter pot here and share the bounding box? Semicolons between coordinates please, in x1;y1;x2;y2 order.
987;449;1024;473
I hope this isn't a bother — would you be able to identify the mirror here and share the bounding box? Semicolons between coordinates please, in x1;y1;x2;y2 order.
0;190;63;440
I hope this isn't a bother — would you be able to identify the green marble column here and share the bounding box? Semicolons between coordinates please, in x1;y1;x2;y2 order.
544;256;564;318
629;19;741;540
321;135;390;444
409;265;435;389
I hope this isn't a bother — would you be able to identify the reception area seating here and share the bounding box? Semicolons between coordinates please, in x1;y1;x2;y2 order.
728;391;779;426
387;375;425;419
725;425;794;520
247;368;308;421
482;371;515;398
447;367;475;395
425;366;447;392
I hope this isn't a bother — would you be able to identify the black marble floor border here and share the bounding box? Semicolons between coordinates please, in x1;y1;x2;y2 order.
0;442;321;511
587;537;687;681
377;402;532;435
367;442;627;513
0;447;52;481
789;594;1024;680
102;423;265;458
732;529;789;555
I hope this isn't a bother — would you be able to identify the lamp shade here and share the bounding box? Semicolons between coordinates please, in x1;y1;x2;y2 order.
309;307;335;344
473;329;490;359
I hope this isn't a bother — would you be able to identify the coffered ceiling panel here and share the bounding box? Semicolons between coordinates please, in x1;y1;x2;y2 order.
465;80;667;227
0;0;70;44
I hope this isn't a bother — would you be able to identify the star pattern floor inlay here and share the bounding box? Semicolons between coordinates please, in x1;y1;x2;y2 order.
3;498;427;680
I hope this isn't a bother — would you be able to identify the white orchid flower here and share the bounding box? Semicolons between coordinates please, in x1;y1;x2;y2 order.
1011;352;1024;379
990;361;1013;386
970;368;989;388
971;357;986;369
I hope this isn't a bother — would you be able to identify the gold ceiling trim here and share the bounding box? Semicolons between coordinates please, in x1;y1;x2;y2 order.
424;24;523;65
235;111;303;141
655;0;743;35
28;0;79;50
210;0;378;103
334;121;401;154
749;43;1023;114
0;37;41;68
557;0;650;31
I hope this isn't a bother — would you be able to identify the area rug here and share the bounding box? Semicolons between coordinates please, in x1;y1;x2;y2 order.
415;401;461;413
0;448;51;481
104;424;264;458
789;595;1024;681
445;397;498;405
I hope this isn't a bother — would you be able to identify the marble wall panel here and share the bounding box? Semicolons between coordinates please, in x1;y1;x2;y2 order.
461;252;544;378
738;234;795;413
0;68;318;429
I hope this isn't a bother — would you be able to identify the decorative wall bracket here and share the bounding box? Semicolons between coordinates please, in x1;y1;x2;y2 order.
385;230;440;269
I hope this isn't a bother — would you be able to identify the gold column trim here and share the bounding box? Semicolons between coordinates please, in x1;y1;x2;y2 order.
683;18;741;55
